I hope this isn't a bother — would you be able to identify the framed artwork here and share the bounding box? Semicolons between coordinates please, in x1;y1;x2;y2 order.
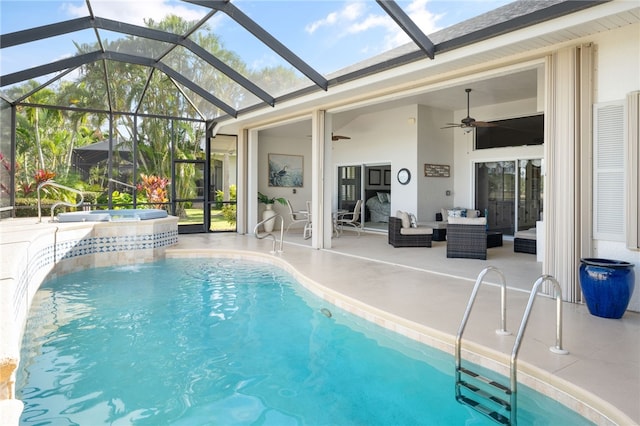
424;163;450;177
369;169;381;185
384;169;391;185
268;153;303;187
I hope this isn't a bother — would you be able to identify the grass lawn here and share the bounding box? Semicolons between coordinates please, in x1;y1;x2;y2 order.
179;208;236;231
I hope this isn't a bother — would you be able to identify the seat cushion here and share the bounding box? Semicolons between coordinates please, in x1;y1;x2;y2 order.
400;226;433;236
514;228;537;240
447;216;487;225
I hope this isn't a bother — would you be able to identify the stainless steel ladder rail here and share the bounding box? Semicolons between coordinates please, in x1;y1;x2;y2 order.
253;214;284;253
37;180;85;223
509;275;569;425
455;271;569;425
455;266;512;424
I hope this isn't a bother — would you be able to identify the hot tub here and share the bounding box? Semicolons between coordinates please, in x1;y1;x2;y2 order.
57;209;169;222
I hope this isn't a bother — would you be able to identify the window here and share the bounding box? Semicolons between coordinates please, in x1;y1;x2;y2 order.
475;115;544;149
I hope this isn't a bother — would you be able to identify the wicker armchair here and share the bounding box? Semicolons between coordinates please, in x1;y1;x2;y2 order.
388;216;432;248
446;217;487;260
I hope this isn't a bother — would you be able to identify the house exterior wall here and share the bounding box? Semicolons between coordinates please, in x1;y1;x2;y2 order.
589;22;640;312
246;15;640;312
452;97;543;211
257;133;312;229
417;105;454;222
335;105;419;216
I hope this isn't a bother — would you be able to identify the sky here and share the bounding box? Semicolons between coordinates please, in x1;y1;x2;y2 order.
0;0;514;85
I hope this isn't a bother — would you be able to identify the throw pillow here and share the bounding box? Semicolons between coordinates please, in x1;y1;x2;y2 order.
409;213;418;228
400;211;411;228
377;192;386;203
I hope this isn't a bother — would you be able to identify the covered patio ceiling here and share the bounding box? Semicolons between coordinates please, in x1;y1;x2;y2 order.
0;0;603;124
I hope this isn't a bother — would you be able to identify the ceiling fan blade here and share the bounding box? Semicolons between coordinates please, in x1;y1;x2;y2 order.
473;121;497;128
440;124;462;129
332;134;351;141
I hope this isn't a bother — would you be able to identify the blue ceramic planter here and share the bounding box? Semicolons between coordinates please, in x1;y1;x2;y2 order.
579;258;635;319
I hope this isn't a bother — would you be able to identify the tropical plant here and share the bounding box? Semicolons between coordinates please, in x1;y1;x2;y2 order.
216;185;237;224
137;174;169;208
258;192;286;205
9;14;297;220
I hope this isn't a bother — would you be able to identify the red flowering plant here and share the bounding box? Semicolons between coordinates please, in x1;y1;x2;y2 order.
0;152;11;195
25;169;57;198
137;174;169;208
0;152;10;173
34;169;56;184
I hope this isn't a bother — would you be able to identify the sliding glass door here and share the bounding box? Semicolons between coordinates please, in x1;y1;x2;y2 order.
517;159;543;231
337;165;361;212
475;159;542;235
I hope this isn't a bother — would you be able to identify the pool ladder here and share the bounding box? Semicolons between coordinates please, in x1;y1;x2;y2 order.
253;214;284;253
455;267;569;425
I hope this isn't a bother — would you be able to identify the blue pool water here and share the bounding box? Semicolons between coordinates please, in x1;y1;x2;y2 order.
57;208;168;222
17;258;591;425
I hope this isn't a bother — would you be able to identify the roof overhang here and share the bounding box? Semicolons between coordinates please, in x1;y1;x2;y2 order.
214;0;639;135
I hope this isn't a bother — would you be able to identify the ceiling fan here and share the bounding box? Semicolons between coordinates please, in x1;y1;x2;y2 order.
441;88;496;130
308;133;351;141
332;133;351;141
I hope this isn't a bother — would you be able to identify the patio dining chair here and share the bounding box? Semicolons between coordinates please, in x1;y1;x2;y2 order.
303;200;312;239
285;199;310;233
336;199;363;236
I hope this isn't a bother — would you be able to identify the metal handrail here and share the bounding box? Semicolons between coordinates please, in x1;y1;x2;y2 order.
37;180;85;223
108;178;137;189
456;266;510;356
253;214;284;253
509;275;568;425
455;266;510;387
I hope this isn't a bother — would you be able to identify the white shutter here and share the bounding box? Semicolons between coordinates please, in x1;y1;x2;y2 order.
593;101;625;241
626;91;640;249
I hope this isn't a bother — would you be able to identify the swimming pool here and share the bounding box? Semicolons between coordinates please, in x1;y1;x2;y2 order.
17;258;591;425
57;208;168;222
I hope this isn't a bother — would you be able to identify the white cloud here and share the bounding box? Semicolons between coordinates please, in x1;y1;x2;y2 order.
382;0;444;50
62;0;205;26
305;1;366;34
305;0;443;52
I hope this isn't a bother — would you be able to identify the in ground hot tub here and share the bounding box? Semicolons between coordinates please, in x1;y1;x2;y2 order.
57;209;168;222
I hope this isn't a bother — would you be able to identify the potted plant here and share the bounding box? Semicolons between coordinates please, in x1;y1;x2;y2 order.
258;192;287;232
258;192;287;207
579;258;635;319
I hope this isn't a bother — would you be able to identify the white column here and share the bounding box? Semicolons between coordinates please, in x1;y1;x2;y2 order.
244;129;258;235
310;110;326;249
543;44;593;301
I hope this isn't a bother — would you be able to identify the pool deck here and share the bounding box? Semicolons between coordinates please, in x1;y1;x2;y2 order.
1;220;638;425
168;232;640;425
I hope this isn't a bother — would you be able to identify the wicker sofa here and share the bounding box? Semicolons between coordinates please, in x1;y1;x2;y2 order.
388;213;433;248
446;216;488;260
421;208;482;241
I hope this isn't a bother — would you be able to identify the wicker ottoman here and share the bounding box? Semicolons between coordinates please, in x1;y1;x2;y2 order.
419;221;447;241
514;228;537;254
